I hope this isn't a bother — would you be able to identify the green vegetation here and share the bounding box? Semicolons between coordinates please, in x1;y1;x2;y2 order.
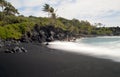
0;22;34;39
0;1;118;40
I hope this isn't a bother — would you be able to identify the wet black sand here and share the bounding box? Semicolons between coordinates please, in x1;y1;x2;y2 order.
0;43;120;77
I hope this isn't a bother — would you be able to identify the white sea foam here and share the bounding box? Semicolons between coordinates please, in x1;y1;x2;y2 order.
48;40;120;62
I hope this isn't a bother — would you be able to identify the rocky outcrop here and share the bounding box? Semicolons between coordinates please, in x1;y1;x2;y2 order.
0;40;27;53
20;24;69;43
4;46;27;53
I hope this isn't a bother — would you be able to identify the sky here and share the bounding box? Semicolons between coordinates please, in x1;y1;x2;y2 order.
7;0;120;27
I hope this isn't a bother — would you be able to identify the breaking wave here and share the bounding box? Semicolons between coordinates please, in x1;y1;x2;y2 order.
48;36;120;62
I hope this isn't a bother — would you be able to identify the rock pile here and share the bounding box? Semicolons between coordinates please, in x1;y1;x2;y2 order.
5;46;27;53
0;40;27;53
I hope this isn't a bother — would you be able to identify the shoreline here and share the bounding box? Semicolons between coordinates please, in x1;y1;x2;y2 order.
0;43;120;77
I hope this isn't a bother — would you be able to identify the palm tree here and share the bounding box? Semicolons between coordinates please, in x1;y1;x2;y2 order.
43;4;56;18
0;0;7;20
49;7;54;13
0;0;19;20
43;4;50;17
4;2;19;15
49;7;56;18
43;4;57;25
0;0;4;11
0;0;8;12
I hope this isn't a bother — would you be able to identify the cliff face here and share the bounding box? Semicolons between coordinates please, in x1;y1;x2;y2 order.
20;24;71;43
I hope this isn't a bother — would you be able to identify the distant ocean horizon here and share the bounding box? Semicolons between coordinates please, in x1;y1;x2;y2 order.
48;36;120;62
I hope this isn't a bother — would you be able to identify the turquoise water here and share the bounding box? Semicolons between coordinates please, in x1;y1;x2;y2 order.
79;36;120;46
76;36;120;50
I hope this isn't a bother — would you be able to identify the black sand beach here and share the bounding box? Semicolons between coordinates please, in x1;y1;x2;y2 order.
0;43;120;77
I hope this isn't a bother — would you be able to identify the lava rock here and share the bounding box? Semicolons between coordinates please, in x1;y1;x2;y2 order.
4;49;13;53
0;44;2;48
4;46;27;53
21;47;27;52
13;46;23;53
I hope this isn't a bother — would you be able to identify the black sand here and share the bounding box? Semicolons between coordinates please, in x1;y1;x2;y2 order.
0;43;120;77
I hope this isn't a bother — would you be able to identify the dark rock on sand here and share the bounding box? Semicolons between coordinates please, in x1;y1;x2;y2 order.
0;43;3;48
21;47;27;52
0;39;4;48
1;40;27;53
0;44;2;48
4;46;27;53
13;46;23;53
4;49;13;53
45;42;49;45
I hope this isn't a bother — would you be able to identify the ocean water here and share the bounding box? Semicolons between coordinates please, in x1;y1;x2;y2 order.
48;36;120;62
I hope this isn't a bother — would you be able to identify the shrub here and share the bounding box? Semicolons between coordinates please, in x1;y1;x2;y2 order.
0;22;35;39
3;15;28;24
